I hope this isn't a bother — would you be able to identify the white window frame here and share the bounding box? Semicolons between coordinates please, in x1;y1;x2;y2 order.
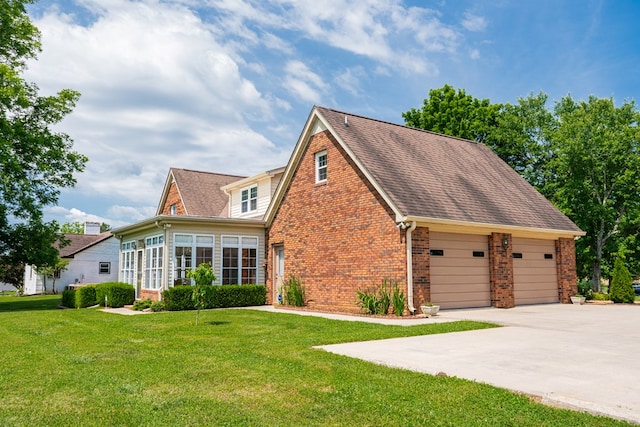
170;204;177;215
99;262;111;275
172;234;215;286
315;150;327;183
221;235;259;285
144;235;164;290
120;241;135;285
241;185;258;213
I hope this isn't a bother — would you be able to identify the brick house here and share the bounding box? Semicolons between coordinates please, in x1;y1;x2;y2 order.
112;167;283;300
264;106;584;314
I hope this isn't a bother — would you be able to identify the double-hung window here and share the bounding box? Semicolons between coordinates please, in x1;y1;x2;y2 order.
144;235;164;289
241;186;258;213
221;236;258;285
315;150;327;183
173;234;214;285
121;241;135;285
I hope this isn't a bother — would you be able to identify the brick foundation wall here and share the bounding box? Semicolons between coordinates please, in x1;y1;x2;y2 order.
489;232;515;308
411;227;430;310
160;181;186;215
140;289;161;302
267;130;406;314
556;237;577;303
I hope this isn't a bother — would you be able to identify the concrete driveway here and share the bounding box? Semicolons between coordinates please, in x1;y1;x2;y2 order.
318;304;640;424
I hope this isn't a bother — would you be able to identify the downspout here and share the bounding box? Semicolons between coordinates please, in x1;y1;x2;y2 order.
405;221;417;314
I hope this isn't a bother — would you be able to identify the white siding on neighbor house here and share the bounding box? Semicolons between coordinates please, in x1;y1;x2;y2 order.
228;177;272;219
23;264;44;295
57;237;120;292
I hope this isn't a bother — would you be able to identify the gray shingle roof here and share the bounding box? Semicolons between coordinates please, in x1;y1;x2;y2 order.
316;106;581;233
59;232;113;258
169;168;245;217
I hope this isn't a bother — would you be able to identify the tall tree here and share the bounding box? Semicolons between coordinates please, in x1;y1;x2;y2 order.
548;95;640;291
402;84;501;144
0;0;87;271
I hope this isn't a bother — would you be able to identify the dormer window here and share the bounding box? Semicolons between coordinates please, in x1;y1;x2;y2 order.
315;150;327;183
241;185;258;213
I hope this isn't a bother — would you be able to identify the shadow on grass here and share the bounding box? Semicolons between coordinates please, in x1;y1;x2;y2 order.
207;321;230;326
0;295;60;312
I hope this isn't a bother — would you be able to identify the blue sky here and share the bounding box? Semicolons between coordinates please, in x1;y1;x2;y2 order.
24;0;640;228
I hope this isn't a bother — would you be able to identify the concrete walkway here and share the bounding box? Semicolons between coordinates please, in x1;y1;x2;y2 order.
312;304;640;424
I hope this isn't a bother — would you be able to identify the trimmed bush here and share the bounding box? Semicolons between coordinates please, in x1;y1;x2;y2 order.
132;299;153;311
610;258;635;303
75;285;97;308
161;284;267;311
95;282;135;308
162;286;196;311
61;289;76;308
204;284;266;308
150;301;165;312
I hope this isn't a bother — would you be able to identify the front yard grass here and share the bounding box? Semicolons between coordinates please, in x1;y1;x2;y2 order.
0;295;629;426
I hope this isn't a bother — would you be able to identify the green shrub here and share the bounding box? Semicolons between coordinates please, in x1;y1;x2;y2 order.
203;284;266;308
609;258;635;303
132;298;152;311
61;289;76;308
95;282;135;308
283;275;306;307
577;279;594;300
391;282;405;316
592;292;610;301
150;301;165;312
75;285;97;308
356;279;398;315
162;286;195;311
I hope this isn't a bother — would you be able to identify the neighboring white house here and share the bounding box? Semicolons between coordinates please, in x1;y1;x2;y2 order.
111;167;284;301
23;222;120;295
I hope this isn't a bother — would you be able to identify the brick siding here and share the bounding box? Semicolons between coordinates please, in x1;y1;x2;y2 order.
556;237;577;302
411;226;430;310
266;130;406;314
489;232;515;308
160;181;186;215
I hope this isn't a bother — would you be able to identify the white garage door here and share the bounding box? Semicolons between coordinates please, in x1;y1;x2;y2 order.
513;238;558;305
430;232;491;309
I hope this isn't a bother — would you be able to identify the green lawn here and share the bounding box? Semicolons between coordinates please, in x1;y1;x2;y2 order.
0;295;629;426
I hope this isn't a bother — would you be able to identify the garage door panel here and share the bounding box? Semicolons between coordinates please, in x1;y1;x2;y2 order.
431;266;490;276
513;238;558;305
430;232;490;309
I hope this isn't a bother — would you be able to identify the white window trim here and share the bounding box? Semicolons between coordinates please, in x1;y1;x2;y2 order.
315;150;327;183
172;233;215;286
240;185;258;213
143;234;164;290
99;262;111;275
220;235;259;285
120;241;136;285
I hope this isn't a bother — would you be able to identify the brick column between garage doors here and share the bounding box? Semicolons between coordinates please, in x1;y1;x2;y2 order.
489;232;515;308
411;226;430;310
556;237;578;303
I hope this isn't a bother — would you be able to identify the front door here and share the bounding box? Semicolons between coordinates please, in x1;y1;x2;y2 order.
274;245;285;304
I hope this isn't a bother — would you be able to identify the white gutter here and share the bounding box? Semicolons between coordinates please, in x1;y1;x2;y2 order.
405;221;417;314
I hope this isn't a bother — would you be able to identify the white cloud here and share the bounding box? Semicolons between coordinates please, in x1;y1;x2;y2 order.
462;12;487;32
283;60;329;103
470;48;480;60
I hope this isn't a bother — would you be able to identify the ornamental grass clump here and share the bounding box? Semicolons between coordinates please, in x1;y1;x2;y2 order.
283;275;306;307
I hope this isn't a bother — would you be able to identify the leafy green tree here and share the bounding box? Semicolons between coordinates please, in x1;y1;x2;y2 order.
36;256;69;294
0;0;87;271
609;257;635;303
187;262;216;325
60;222;111;234
548;96;640;291
0;263;25;295
402;84;501;144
